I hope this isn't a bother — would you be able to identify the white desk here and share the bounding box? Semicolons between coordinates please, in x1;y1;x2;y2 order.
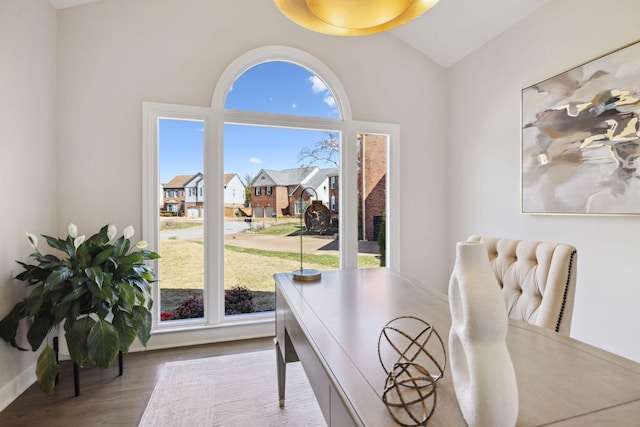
275;268;640;426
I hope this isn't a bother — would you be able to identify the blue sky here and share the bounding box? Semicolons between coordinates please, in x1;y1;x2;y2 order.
159;61;339;184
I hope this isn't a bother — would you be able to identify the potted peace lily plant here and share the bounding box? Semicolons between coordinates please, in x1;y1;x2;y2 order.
0;223;159;393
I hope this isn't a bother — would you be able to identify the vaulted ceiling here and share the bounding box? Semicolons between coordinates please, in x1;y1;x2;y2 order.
48;0;551;68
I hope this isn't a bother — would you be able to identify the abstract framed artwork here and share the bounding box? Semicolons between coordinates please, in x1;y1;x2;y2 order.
522;40;640;215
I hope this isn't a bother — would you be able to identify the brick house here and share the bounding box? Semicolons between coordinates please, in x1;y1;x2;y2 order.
162;174;193;215
250;166;336;218
359;134;386;241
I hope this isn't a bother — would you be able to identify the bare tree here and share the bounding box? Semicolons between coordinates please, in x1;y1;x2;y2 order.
243;173;254;207
297;132;339;168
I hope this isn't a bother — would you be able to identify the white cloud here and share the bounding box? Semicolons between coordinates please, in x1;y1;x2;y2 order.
291;103;297;109
308;75;328;94
249;157;264;164
323;95;336;108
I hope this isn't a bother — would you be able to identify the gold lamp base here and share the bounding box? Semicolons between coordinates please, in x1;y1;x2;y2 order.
292;269;322;282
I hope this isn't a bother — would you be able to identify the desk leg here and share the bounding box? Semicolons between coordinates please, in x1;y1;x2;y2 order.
276;340;286;408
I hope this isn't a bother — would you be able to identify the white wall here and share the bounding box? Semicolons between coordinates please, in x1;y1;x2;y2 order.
0;0;58;411
447;0;640;362
55;0;448;284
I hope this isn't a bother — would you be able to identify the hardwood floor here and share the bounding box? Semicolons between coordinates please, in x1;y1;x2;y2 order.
0;337;274;426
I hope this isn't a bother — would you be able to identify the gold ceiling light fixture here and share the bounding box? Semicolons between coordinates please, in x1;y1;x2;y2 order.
273;0;440;36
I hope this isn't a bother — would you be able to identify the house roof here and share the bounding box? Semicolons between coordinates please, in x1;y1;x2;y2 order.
163;175;196;188
224;173;240;186
254;167;319;186
305;167;338;190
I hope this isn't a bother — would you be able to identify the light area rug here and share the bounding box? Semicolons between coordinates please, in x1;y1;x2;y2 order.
139;350;326;427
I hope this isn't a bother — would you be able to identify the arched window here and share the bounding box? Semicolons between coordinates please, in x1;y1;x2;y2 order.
143;46;398;342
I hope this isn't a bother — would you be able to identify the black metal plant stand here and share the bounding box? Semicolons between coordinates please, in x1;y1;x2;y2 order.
53;337;123;396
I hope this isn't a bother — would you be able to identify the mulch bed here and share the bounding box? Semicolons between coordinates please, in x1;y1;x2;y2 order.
160;289;275;315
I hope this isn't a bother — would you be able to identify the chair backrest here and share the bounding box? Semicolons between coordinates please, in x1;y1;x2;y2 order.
467;235;577;335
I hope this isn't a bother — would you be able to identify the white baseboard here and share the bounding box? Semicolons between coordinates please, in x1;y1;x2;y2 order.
0;361;37;413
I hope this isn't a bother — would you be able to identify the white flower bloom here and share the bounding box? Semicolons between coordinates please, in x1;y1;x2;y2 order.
124;226;134;240
74;235;85;250
26;232;38;250
68;223;78;238
136;240;149;249
107;224;117;242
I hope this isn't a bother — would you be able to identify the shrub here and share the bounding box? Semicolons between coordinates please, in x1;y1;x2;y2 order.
225;286;255;315
161;312;176;321
173;295;204;319
169;287;255;318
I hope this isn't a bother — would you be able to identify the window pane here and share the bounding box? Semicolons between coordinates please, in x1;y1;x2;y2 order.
357;133;387;268
158;118;205;322
224;124;339;315
225;61;339;119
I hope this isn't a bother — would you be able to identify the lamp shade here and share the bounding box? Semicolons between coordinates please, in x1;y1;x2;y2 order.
274;0;440;36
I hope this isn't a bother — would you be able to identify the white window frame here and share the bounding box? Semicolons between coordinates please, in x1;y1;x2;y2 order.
142;46;399;345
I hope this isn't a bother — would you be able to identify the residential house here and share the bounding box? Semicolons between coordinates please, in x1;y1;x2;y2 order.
161;175;192;215
224;173;246;208
327;171;339;217
163;172;245;217
359;134;386;241
183;173;204;217
251;166;331;218
162;173;203;216
4;0;640;417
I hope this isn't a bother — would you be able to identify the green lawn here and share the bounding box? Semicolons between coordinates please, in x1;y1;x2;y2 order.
158;217;380;315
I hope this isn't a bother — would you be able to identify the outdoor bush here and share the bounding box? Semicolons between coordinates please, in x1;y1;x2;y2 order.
169;287;255;318
172;295;204;319
225;286;255;315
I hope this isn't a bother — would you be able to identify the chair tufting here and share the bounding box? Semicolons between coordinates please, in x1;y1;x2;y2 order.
467;235;577;335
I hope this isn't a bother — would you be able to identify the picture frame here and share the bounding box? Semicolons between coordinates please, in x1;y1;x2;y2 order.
521;40;640;215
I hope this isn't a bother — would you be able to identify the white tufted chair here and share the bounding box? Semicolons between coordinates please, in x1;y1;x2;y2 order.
467;235;577;335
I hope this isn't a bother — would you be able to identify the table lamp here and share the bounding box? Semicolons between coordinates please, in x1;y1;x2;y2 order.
292;187;330;281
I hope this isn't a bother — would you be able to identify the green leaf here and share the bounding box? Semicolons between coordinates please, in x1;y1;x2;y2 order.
65;316;95;366
119;252;144;264
112;310;137;352
59;286;88;304
92;246;114;267
76;243;90;269
86;224;110;246
114;236;127;257
132;306;152;347
116;282;135;312
43;234;71;255
36;345;58;394
141;250;161;260
0;303;28;349
27;312;54;351
53;301;71;325
16;263;49;283
85;266;104;288
86;280;105;300
32;253;62;270
44;266;74;290
87;319;120;368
